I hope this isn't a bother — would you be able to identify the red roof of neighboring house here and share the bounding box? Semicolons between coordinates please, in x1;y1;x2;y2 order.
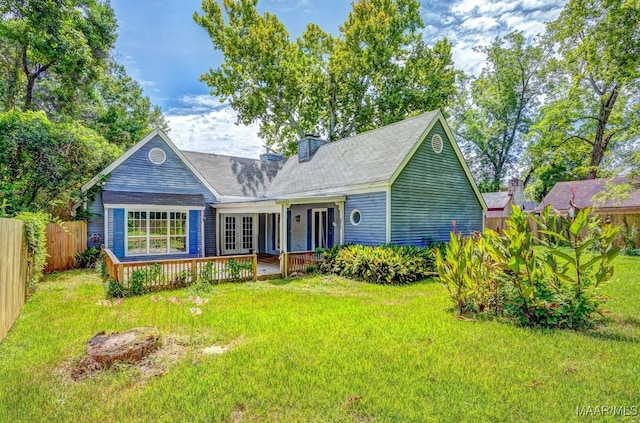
536;177;640;212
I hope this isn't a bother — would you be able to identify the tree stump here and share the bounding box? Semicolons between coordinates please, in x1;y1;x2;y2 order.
72;327;160;380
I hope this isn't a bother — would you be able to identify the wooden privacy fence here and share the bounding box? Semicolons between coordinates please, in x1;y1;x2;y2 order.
45;221;87;273
485;216;539;238
0;218;28;343
486;212;640;246
103;248;258;290
282;251;321;277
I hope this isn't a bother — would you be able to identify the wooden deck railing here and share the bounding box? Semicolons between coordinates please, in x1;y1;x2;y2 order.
102;248;257;290
282;251;321;277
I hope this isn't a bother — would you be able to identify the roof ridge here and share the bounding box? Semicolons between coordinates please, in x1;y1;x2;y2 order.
316;110;438;149
182;150;268;163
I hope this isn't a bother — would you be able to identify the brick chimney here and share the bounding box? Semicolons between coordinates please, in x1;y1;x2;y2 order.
507;178;524;206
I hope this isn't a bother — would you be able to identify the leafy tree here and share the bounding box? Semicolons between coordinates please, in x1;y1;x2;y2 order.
528;0;640;181
0;109;120;217
451;32;547;192
0;0;117;113
80;61;168;148
194;0;455;154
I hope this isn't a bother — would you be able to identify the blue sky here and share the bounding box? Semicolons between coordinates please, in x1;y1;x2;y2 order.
110;0;565;158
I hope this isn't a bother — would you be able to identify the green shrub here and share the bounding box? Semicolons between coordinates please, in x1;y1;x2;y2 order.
106;278;126;298
127;263;163;296
74;247;102;269
621;247;640;256
436;205;620;329
317;244;435;284
225;258;252;281
15;212;49;287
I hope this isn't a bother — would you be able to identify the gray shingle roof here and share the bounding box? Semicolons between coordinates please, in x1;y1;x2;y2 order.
182;151;285;198
102;191;205;207
482;192;511;210
266;111;439;197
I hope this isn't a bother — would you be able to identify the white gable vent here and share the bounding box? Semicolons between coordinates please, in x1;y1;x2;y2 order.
149;147;166;165
431;134;443;154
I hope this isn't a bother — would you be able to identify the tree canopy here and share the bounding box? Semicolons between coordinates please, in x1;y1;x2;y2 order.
194;0;456;154
0;0;167;217
524;0;639;196
0;0;117;113
452;32;547;192
0;109;120;217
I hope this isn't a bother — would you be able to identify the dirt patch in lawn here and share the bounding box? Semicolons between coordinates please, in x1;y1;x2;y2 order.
60;330;241;383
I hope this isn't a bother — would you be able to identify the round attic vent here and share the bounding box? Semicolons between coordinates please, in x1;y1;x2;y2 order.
431;134;443;154
149;147;166;165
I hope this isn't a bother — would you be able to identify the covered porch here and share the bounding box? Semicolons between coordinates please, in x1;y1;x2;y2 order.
214;195;345;275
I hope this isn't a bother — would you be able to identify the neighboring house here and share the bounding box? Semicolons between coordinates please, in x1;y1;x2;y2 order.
81;110;486;262
483;191;513;219
482;179;531;231
535;177;640;217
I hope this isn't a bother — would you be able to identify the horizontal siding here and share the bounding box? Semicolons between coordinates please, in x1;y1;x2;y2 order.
344;192;387;245
107;208;114;250
87;192;104;249
103;136;215;203
93;135;218;256
289;204;309;252
288;202;341;252
391;121;483;246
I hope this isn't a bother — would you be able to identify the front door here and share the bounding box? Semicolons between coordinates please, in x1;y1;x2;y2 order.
222;214;256;255
312;209;328;250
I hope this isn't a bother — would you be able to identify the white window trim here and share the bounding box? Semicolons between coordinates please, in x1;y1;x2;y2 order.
432;134;443;154
350;209;362;226
148;147;166;165
220;213;258;255
124;208;191;257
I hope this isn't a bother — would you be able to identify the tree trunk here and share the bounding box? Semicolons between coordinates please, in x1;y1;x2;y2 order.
588;84;619;179
23;75;35;111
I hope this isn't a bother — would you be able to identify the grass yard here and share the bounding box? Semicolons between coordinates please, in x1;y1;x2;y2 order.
0;258;639;422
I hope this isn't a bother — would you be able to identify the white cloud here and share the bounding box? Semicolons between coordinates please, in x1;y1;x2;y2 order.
451;0;485;15
166;103;264;159
498;13;547;36
461;16;500;31
451;37;493;74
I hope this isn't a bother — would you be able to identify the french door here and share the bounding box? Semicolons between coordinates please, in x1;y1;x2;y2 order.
222;214;256;255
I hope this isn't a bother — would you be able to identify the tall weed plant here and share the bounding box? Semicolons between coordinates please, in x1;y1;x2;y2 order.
436;205;620;329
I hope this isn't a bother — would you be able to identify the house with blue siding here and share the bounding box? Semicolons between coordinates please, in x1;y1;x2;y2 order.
81;110;486;262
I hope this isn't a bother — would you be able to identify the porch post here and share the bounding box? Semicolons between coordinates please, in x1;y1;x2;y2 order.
280;202;289;278
336;201;345;246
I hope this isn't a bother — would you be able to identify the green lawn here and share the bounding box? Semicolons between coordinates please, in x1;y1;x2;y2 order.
1;258;639;422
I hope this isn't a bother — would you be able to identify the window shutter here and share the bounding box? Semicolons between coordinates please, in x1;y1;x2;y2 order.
327;207;334;247
307;209;312;250
113;208;125;258
287;210;292;253
189;210;199;254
